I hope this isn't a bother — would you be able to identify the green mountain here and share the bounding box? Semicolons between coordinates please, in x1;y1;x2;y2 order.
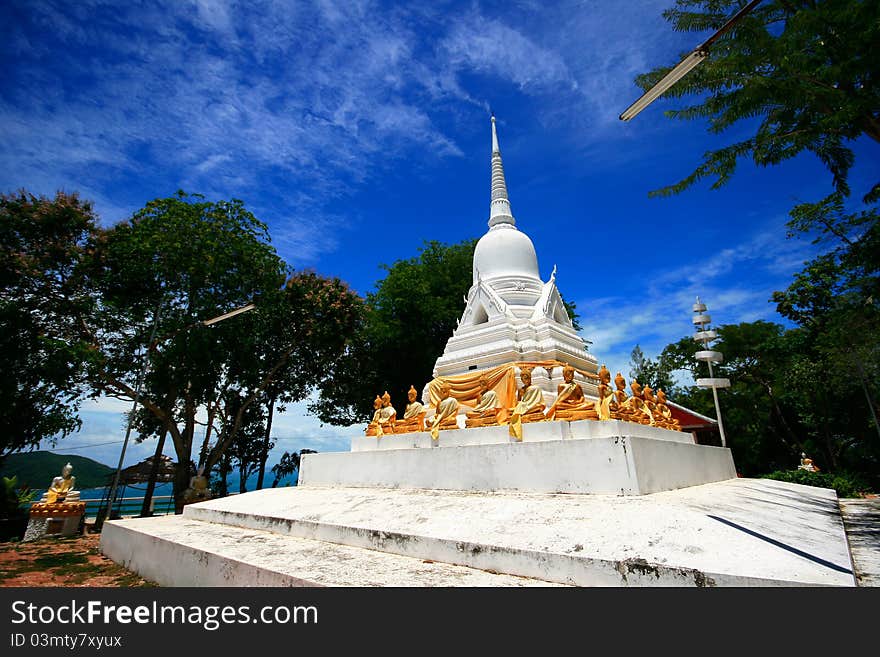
1;451;114;491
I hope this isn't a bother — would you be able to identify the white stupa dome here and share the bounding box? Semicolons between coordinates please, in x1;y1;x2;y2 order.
473;224;540;284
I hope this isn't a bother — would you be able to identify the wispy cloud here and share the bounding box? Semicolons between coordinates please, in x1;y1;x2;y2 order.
578;218;820;376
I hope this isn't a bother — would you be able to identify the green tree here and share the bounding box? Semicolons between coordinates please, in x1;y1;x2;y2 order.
628;344;676;394
270;449;316;487
0;191;99;461
81;193;363;505
311;240;478;425
636;0;880;202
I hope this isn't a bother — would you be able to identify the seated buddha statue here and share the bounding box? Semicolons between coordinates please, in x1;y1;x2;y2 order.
624;380;653;425
365;395;384;436
182;467;211;506
427;381;460;439
395;385;426;433
377;391;397;435
546;365;598;421
642;384;660;425
654;389;681;430
594;364;615;421
41;463;80;504
609;372;634;421
798;453;819;472
508;367;546;440
465;376;502;428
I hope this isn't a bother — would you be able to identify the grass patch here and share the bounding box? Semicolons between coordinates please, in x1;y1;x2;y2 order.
33;552;90;568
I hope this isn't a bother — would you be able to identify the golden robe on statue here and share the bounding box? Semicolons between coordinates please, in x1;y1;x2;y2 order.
428;394;459;439
508;369;545;440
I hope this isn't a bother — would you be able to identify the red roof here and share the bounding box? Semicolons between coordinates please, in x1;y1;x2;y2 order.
667;401;717;430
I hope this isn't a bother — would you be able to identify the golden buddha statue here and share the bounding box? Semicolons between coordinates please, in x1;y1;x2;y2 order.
798;453;819;472
395;385;426;433
427;381;459;439
642;384;659;423
546;365;598;421
182;467;211;506
376;391;397;436
465;376;502;428
42;463;80;504
624;380;653;425
508;367;546;440
365;395;384;436
654;389;681;430
594;364;615;421
610;372;634;421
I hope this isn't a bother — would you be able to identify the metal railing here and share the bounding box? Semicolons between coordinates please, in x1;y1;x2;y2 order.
31;495;177;519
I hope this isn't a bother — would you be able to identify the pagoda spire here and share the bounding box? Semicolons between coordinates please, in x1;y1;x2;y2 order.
489;115;515;228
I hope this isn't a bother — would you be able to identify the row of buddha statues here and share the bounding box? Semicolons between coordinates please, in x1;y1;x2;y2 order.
365;364;681;439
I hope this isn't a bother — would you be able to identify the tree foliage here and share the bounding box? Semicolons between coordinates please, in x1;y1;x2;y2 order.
0;191;99;461
270;448;316;487
628;344;676;394
636;0;880;201
655;319;878;485
2;189;364;504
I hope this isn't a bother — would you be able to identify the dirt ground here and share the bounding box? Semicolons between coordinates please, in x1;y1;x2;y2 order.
0;531;155;587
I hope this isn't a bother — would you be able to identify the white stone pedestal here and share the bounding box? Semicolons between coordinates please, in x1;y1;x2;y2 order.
314;419;731;496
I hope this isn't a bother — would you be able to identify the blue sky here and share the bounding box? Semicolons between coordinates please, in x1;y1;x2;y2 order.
3;0;877;470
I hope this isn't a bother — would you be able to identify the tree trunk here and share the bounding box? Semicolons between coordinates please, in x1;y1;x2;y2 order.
239;461;247;494
218;454;230;497
140;428;167;517
173;462;190;514
256;396;276;490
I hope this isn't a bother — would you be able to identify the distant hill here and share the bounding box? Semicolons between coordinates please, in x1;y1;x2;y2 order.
1;451;114;491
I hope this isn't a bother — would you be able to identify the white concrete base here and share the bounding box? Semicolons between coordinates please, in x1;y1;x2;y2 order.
101;479;856;587
100;515;564;587
306;435;735;495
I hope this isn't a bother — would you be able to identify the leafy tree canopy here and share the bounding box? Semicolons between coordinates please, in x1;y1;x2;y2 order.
637;0;880;202
0;191;99;460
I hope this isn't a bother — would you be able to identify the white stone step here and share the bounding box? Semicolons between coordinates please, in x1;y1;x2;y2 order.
101;515;567;587
172;478;856;587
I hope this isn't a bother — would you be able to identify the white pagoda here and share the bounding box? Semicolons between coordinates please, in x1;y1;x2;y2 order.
430;116;598;403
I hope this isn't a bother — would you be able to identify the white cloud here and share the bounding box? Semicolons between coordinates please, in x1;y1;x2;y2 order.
578;217;819;376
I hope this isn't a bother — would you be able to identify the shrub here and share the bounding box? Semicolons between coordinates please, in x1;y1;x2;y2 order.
761;470;872;498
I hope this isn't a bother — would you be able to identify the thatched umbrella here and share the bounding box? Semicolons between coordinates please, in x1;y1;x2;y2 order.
113;455;176;485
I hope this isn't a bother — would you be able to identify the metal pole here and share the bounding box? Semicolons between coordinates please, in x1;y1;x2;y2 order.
707;360;727;448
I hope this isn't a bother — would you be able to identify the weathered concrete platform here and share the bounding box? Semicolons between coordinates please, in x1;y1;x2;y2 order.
308;434;735;495
100;515;565;587
102;478;856;587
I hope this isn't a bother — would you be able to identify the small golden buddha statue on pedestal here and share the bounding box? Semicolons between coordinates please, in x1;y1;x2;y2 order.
546;365;598;421
465;376;502;428
41;463;80;504
395;386;426;433
798;453;819;472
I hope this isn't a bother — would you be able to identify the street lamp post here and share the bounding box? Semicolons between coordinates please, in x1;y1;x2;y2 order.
620;0;763;121
95;301;256;529
693;297;731;447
